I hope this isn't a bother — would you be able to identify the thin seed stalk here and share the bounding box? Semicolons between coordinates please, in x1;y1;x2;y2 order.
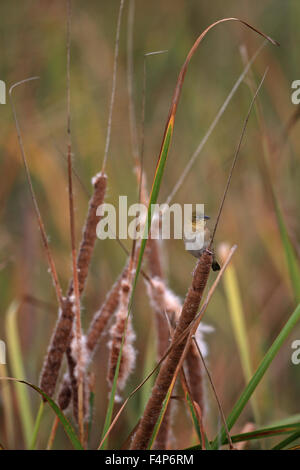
130;250;212;450
66;85;84;442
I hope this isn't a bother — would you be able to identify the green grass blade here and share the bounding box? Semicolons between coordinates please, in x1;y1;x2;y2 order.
30;401;45;450
188;422;300;449
272;429;300;450
212;302;300;449
5;301;34;448
268;414;300;427
228;423;300;445
88;390;95;447
273;196;300;303
0;377;83;450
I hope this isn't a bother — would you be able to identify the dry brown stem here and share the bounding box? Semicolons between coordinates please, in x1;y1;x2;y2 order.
130;250;212;449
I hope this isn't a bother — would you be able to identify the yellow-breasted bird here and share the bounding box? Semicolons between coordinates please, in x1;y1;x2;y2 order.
183;211;220;271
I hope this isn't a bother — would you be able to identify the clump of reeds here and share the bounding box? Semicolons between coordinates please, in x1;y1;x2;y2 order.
8;1;283;452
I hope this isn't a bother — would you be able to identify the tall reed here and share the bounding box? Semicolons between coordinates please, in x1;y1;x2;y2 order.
130;250;212;449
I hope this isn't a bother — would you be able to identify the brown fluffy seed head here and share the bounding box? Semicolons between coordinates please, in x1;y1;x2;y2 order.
70;333;89;379
147;277;182;330
107;279;136;399
75;172;107;296
86;263;129;354
39;299;74;397
58;374;72;411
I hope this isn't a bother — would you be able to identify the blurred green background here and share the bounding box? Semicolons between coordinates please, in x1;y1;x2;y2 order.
0;0;299;449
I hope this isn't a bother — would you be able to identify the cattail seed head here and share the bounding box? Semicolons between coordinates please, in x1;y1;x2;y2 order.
107;279;136;399
58;374;72;411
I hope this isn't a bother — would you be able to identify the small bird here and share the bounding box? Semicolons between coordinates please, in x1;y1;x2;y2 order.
184;211;220;271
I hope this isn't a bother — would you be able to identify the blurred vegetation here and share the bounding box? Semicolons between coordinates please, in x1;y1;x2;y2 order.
0;0;299;449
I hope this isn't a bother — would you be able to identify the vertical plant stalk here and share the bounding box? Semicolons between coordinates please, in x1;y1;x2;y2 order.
47;416;60;450
40;0;126;402
165;308;207;449
102;0;125;172
127;0;139;163
30;401;45;450
65;0;84;443
130;251;212;450
145;275;181;449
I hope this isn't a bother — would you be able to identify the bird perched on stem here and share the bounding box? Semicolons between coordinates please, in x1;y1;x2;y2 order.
184;210;220;271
